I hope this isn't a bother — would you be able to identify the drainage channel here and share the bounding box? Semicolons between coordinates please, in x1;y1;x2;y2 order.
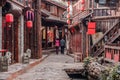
64;69;88;80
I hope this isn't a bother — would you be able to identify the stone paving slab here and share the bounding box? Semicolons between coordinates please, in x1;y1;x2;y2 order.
0;55;48;80
14;54;84;80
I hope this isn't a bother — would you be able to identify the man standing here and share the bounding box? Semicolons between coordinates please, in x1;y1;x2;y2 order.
60;38;65;54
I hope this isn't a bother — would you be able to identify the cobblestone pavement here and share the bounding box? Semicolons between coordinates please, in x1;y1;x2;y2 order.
14;53;83;80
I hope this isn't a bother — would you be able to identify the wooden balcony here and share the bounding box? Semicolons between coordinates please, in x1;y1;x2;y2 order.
91;8;120;20
104;44;120;63
92;19;120;56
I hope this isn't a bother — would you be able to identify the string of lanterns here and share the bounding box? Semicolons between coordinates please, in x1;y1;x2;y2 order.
81;0;85;12
66;0;71;25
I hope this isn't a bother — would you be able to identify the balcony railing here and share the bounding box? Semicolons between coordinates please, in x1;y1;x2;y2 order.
105;44;120;62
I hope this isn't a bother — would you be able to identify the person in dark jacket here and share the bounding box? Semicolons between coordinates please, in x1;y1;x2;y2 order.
60;38;65;54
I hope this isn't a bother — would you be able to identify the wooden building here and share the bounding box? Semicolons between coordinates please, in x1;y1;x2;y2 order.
0;0;42;64
41;0;67;49
70;0;120;62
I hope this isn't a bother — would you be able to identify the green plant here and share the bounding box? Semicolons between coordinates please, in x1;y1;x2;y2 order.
107;65;120;80
83;57;93;67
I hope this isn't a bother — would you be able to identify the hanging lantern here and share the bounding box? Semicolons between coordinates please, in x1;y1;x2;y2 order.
87;22;96;35
67;7;70;12
88;22;96;29
81;0;85;4
67;19;70;25
81;5;85;12
5;13;14;23
67;0;70;6
26;21;33;28
87;29;95;35
67;14;70;19
26;10;34;21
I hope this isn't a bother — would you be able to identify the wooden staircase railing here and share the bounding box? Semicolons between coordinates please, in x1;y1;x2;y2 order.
91;19;120;56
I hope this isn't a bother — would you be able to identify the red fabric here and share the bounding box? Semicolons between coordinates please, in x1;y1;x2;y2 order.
88;22;96;29
87;29;95;34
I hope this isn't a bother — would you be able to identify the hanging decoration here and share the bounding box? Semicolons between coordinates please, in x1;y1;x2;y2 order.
67;0;71;25
5;13;14;23
87;22;96;35
5;13;14;27
26;21;33;28
67;14;70;19
81;0;85;4
81;0;85;12
26;10;34;28
26;10;34;21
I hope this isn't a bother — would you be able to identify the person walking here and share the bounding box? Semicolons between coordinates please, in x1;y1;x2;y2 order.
55;38;60;54
60;38;65;54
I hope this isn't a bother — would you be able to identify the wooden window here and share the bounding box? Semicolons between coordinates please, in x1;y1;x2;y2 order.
50;5;57;15
50;5;54;13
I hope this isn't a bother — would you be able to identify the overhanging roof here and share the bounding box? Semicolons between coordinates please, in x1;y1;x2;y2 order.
42;0;67;9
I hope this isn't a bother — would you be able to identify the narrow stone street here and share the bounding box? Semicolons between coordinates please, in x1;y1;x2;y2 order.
14;53;83;80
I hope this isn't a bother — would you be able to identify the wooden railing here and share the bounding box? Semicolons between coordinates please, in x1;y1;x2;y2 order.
91;8;118;17
105;45;120;62
92;19;120;56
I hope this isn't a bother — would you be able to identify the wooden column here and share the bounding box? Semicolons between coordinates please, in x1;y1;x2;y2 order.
0;7;2;52
35;0;42;58
82;24;87;60
18;15;24;63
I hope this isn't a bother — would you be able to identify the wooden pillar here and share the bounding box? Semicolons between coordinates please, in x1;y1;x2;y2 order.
18;15;24;63
35;0;42;58
82;24;87;60
45;27;48;49
0;7;2;51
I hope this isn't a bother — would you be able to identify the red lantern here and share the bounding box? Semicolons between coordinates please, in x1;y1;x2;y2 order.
67;7;70;12
81;0;85;4
81;5;85;12
87;29;95;35
67;0;70;5
67;14;70;19
26;21;33;28
5;13;14;23
67;19;70;25
88;22;96;29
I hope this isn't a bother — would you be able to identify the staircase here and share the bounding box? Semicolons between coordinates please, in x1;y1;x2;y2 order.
91;19;120;57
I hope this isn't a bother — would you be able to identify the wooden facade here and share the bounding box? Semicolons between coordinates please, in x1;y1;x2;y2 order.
0;0;42;64
41;0;67;49
71;0;120;61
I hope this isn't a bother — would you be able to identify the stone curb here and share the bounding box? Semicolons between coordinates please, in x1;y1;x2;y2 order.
6;55;49;80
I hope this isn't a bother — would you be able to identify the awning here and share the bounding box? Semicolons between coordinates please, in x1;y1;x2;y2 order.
41;9;50;17
6;1;22;17
45;15;66;24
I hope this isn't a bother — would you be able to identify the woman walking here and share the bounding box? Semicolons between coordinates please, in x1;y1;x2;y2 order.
55;38;60;54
